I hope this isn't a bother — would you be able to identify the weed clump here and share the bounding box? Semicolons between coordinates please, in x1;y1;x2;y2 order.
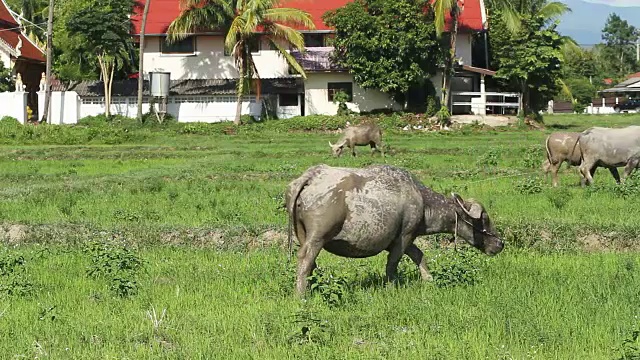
429;246;485;288
307;267;348;308
85;240;144;298
0;252;34;297
516;176;544;195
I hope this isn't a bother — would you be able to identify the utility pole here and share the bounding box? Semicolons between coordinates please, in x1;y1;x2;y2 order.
636;38;639;63
41;0;54;123
137;0;151;121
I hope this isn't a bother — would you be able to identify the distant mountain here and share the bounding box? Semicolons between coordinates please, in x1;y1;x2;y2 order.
557;0;640;45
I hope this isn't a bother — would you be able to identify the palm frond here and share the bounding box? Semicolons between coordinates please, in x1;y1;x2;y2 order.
263;23;305;51
263;8;315;29
432;0;456;36
537;1;570;20
167;0;233;43
268;38;307;79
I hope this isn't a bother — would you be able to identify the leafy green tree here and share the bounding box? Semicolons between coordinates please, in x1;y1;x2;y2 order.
601;13;638;76
0;62;11;92
561;46;598;80
66;0;135;117
564;77;596;109
489;10;564;114
323;0;443;107
6;0;48;45
168;0;314;125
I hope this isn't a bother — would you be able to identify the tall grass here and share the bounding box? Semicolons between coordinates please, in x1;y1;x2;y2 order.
0;246;638;358
2;113;640;358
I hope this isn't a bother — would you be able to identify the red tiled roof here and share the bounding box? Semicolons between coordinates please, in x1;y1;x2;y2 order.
131;0;485;35
0;0;45;62
626;72;640;79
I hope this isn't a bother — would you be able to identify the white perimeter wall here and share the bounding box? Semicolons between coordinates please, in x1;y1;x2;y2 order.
36;92;263;124
0;91;27;123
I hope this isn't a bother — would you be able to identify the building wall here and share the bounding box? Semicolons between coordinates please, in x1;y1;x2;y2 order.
455;33;473;66
304;73;400;115
144;36;290;80
144;33;475;81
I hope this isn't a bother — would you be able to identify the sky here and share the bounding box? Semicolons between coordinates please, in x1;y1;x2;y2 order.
582;0;640;6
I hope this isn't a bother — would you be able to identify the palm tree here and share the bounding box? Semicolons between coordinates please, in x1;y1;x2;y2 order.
432;0;521;111
168;0;315;125
432;0;462;110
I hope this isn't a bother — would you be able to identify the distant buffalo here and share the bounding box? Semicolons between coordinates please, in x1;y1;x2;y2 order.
543;132;620;187
329;124;384;157
285;164;503;295
578;126;640;185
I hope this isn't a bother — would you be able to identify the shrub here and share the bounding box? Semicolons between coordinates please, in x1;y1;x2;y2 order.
436;105;451;126
516;176;544;195
85;240;144;297
429;246;485;288
0;116;19;126
425;79;440;117
307;267;348;307
0;252;34;297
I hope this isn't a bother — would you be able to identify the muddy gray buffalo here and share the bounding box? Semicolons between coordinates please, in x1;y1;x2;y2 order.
329;124;384;157
543;132;620;187
285;164;504;295
579;125;640;185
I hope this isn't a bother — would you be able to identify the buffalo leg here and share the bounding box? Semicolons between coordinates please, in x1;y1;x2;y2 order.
404;244;433;281
549;161;561;187
609;167;621;184
295;238;324;295
623;159;640;182
579;160;596;186
351;145;356;157
385;241;406;283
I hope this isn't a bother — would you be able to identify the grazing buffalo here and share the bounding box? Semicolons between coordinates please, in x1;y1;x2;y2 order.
543;132;620;187
578;125;640;185
285;164;503;295
329;124;384;157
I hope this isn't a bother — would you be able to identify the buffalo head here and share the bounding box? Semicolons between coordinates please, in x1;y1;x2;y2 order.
451;193;504;256
329;141;346;157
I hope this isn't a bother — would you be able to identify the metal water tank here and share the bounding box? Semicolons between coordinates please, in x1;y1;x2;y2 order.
150;72;170;97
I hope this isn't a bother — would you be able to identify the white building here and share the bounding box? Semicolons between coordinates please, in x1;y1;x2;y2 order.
31;0;498;123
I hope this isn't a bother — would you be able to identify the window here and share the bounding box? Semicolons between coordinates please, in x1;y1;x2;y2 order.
248;37;261;54
304;33;324;47
327;82;353;102
161;37;195;54
279;93;299;107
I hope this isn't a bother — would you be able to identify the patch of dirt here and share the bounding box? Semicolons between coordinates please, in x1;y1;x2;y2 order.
579;234;610;252
247;230;287;250
0;224;27;244
451;115;518;127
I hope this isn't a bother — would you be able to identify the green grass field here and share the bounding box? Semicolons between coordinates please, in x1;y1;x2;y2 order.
1;114;640;358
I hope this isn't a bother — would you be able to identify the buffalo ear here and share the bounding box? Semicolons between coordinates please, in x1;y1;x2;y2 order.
466;202;483;219
451;193;483;219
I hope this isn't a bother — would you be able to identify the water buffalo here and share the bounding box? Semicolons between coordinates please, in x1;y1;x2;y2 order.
543;132;620;187
329;124;384;157
578;125;640;185
285;164;504;295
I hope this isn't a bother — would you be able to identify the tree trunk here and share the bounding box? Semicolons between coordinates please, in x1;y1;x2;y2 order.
107;61;115;118
234;93;243;125
137;0;151;121
40;0;54;123
442;4;460;111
